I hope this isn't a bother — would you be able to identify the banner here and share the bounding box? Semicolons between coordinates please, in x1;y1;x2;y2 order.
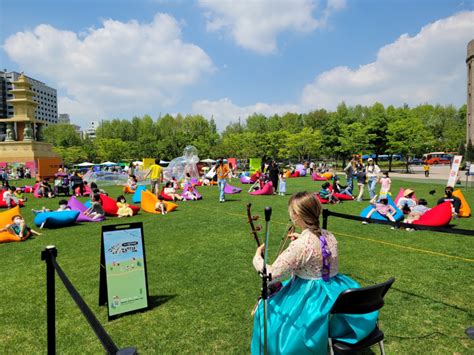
99;222;149;320
447;155;463;187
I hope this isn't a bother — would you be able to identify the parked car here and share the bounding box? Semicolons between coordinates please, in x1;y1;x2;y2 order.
408;158;424;165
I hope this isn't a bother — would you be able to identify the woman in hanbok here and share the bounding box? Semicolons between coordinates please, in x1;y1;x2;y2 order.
251;191;378;354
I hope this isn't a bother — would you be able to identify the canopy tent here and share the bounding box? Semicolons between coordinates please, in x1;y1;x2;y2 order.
132;161;144;165
100;161;118;166
201;159;216;164
76;162;94;167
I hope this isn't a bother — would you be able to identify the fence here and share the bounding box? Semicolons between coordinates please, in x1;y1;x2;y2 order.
41;246;136;354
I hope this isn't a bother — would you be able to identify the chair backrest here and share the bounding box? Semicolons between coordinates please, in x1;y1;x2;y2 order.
330;277;395;315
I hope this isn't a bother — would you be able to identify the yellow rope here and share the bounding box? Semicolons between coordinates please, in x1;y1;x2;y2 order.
193;205;474;263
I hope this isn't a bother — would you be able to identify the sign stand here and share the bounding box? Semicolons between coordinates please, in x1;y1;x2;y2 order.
99;222;150;320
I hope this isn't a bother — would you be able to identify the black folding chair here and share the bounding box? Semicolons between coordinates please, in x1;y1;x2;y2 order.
328;277;395;355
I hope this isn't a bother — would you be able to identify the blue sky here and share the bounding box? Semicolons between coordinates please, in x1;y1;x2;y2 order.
1;0;473;129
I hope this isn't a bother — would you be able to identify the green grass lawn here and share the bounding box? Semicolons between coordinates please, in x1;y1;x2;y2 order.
0;177;473;354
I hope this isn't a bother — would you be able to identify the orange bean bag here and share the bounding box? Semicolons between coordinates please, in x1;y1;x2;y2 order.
453;189;471;217
141;190;178;214
123;185;134;194
0;206;31;243
322;172;333;179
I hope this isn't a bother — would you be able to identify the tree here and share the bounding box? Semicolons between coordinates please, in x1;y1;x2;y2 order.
280;128;322;161
43;124;82;147
94;138;131;162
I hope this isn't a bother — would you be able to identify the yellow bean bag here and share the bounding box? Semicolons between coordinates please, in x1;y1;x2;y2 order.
0;206;31;243
453;189;471;217
141;190;178;214
322;172;333;179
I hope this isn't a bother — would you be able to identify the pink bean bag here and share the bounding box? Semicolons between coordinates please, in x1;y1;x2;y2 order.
312;173;328;181
33;183;42;198
181;184;202;200
67;196;105;222
224;184;242;194
250;182;274;195
240;176;252;184
412;201;452;227
76;184;92;196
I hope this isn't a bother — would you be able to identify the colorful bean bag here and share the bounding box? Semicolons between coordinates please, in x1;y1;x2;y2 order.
34;210;80;229
240;176;253;184
284;170;291;178
76;184;92;196
224;184;242;194
123;185;134;194
22;186;33;193
99;194;139;217
132;185;147;203
333;193;353;201
322;172;333;180
181;184;202;200
295;164;307;177
33;183;42;198
312;173;328;181
250;182;274;195
0;190;24;208
0;206;31;243
413;202;452;227
393;188;417;205
159;188;174;201
141;190;178;214
316;194;329;204
250;172;261;182
453;189;471;217
360;195;404;222
290;171;300;178
67;196;105;222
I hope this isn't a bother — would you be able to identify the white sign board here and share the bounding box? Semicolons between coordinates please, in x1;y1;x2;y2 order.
469;163;474;175
447;155;463;187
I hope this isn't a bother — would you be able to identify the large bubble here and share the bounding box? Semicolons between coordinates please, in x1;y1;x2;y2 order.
163;145;200;181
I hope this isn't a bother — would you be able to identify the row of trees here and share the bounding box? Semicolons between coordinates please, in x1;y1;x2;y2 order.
42;102;472;167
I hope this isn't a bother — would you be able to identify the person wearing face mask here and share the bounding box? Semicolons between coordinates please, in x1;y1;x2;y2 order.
437;186;461;216
0;215;41;240
216;159;230;203
251;192;378;354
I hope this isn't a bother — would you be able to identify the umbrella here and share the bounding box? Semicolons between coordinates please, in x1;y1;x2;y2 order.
201;159;216;163
76;162;95;167
101;161;118;166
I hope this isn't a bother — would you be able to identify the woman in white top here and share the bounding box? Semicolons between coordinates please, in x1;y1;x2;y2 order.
251;191;378;354
365;158;381;199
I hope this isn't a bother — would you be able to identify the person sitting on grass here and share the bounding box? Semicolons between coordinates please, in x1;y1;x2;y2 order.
3;186;20;207
319;182;339;204
90;182;107;196
155;195;167;215
0;215;41;239
363;195;396;223
182;185;199;200
40;178;54;198
163;181;184;201
84;193;105;220
14;188;27;203
404;198;430;224
396;188;417;213
116;195;133;217
437;186;462;217
332;176;352;196
127;175;138;191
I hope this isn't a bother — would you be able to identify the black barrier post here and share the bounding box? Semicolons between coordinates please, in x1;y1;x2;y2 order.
322;209;329;230
41;245;57;355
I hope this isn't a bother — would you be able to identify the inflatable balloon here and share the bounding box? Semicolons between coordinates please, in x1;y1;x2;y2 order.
163;145;200;182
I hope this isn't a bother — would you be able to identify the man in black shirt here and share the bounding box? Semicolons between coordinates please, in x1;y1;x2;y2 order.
437;186;461;215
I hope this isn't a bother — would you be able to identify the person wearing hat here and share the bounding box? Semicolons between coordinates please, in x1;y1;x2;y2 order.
396;188;417;213
365;158;381;199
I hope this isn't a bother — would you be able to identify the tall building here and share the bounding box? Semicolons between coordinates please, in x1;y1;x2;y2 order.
58;113;70;124
84;120;100;139
0;70;58;125
467;40;474;145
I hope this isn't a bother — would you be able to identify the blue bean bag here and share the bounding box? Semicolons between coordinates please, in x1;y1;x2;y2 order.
132;185;147;203
34;210;80;229
360;195;404;222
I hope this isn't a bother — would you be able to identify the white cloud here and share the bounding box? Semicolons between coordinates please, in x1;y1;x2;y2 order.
192;98;300;129
199;0;346;54
194;12;474;129
3;13;214;126
302;11;474;109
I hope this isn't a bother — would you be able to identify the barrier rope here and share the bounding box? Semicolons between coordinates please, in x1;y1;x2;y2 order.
50;256;120;353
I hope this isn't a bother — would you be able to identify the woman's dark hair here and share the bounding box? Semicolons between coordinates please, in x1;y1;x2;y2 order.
90;182;98;189
383;171;389;177
92;193;101;203
418;198;427;206
9;186;16;191
58;199;68;206
158;195;165;201
165;181;171;187
322;182;330;189
155;158;160;164
116;195;126;202
379;197;388;205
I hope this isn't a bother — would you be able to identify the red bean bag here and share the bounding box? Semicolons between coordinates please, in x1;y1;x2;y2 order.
99;194;140;217
0;190;24;208
413;202;452;227
312;173;327;181
250;171;261;182
159;188;174;201
250;182;274;195
316;194;329;204
290;171;300;178
333;193;353;201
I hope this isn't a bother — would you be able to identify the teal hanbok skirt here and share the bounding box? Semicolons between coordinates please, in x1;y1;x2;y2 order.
251;275;378;354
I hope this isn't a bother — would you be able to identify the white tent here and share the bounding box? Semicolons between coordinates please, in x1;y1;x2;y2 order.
201;158;216;164
132;161;144;165
76;162;95;167
101;161;118;166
